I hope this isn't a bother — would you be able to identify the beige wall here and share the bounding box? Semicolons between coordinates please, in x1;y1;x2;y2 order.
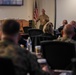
56;0;76;29
0;0;33;20
0;0;55;24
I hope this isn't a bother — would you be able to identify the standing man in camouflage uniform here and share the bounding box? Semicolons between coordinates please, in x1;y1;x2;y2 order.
36;9;49;30
0;19;50;75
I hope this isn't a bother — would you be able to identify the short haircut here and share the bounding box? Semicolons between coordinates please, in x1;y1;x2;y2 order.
62;20;68;25
63;24;74;35
1;19;20;35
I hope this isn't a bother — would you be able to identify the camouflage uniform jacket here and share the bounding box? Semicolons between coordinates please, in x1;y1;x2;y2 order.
38;14;49;25
55;37;75;43
0;39;50;75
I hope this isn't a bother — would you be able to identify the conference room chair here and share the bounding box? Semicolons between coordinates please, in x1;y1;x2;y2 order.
40;41;75;70
0;57;15;75
21;26;32;39
23;26;32;34
28;29;43;37
31;35;55;52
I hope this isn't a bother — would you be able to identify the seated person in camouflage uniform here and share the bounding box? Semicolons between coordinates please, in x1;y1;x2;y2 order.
0;19;50;75
55;24;75;43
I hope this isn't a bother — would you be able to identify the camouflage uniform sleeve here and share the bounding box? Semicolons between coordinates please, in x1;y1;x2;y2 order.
36;16;40;22
27;51;50;75
45;15;49;22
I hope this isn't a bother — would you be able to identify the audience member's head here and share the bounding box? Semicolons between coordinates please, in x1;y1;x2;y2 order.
62;24;75;38
70;20;76;28
62;20;68;25
1;19;20;44
43;22;54;35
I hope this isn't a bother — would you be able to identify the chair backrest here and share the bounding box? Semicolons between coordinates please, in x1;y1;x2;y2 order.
28;29;43;37
0;57;15;75
31;35;54;52
23;26;32;34
40;41;75;70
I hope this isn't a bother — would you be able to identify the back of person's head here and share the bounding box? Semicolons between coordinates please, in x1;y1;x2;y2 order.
43;22;54;35
70;20;76;25
62;24;75;37
1;19;20;36
70;20;76;28
62;20;68;25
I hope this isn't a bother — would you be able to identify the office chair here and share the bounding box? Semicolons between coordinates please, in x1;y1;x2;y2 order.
22;26;32;39
28;29;43;52
23;26;32;34
31;35;54;52
40;41;75;70
0;57;15;75
28;29;43;37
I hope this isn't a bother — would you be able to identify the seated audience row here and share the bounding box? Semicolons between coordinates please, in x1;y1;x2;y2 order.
0;19;75;75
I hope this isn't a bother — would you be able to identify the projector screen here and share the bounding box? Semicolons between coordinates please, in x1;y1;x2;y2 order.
56;0;76;29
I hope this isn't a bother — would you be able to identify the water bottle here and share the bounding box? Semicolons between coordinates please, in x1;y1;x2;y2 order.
27;37;32;52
